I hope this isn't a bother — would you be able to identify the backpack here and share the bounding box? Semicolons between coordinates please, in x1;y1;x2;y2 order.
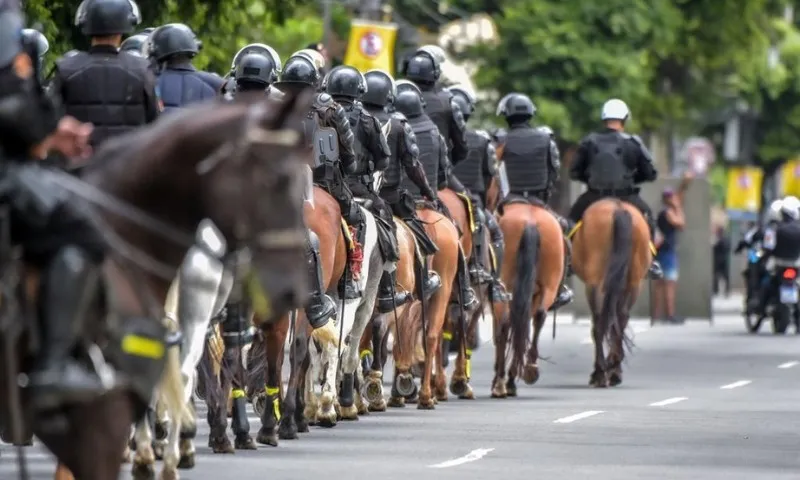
303;109;338;168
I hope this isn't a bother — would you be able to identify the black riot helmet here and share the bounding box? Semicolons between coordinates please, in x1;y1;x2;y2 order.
396;80;425;108
231;44;282;77
362;69;395;107
447;85;476;114
496;93;536;120
404;51;440;85
450;94;471;122
279;55;321;86
322;66;367;99
235;52;278;87
120;32;148;56
148;23;200;62
394;90;424;118
74;0;142;36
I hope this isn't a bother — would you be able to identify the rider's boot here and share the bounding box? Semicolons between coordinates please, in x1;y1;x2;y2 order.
28;246;108;411
550;234;574;311
486;210;508;301
305;231;336;329
645;214;664;279
457;250;478;309
469;214;493;285
377;270;411;313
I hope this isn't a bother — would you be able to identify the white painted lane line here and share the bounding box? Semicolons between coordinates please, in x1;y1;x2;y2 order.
778;361;799;369
720;380;752;390
553;410;604;424
428;448;495;468
649;396;688;407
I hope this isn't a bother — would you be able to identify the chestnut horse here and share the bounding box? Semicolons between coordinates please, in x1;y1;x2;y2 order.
571;199;650;387
493;201;564;398
15;92;313;480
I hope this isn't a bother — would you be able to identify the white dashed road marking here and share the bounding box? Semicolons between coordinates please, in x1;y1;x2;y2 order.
649;397;688;407
428;448;495;468
778;361;799;369
720;380;752;390
553;410;604;424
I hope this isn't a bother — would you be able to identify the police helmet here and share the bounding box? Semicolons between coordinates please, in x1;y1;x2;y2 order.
235;52;278;86
74;0;142;36
120;33;149;56
496;93;536;118
231;43;282;76
416;45;446;66
292;49;326;73
782;196;800;221
404;51;440;84
394;89;424;118
396;79;425;107
362;70;396;107
279;55;321;86
767;199;784;223
451;94;471;121
21;29;48;58
322;66;367;99
601;98;630;122
148;23;200;62
447;85;476;109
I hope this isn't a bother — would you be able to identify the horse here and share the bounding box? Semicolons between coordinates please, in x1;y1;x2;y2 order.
494;200;564;398
0;90;314;480
571;199;651;387
305;200;383;426
437;188;480;399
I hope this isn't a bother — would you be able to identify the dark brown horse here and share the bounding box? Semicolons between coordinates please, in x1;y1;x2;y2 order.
571;199;650;387
0;90;314;480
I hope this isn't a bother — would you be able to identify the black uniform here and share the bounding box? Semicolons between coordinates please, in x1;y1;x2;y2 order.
568;128;657;235
454;130;497;205
502;123;559;202
757;219;800;313
49;47;159;147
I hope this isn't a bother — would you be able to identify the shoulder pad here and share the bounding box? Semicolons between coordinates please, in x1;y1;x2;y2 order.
442;89;454;100
391;111;408;122
315;92;334;107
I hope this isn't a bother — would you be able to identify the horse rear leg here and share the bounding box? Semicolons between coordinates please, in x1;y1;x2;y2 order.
448;302;475;400
522;308;547;385
364;313;388;412
491;299;510;398
257;316;289;446
606;294;632;387
199;347;233;453
132;417;156;480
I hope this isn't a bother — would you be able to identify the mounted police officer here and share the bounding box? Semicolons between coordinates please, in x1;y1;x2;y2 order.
273;54;359;326
756;197;800;315
230;52;282;99
223;43;282;98
497;93;573;309
0;1;112;411
403;48;468;166
447;85;500;288
394;85;477;308
323;66;394;300
362;69;443;311
148;23;221;112
568;98;662;279
49;0;159;148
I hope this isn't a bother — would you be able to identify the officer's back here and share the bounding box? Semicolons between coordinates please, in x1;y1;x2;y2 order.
578;127;648;194
52;0;158;147
500;95;552;195
150;23;221;113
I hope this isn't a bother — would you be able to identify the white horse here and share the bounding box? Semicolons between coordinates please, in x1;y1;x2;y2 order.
131;222;233;480
306;203;389;426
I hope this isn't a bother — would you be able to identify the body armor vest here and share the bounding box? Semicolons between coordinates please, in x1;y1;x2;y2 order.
346;106;368;173
372;109;402;188
586;132;635;191
57;51;150;147
504;126;550;193
158;68;219;113
421;89;450;143
401;115;439;196
454;130;486;192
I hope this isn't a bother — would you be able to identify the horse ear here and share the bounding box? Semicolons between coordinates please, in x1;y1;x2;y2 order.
268;87;316;139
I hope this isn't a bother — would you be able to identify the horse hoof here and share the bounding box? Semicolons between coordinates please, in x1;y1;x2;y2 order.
316;415;337;428
152;442;164;461
177;453;195;469
449;378;469;397
417;399;436;410
522;364;540;385
132;461;156;480
363;378;384;404
296;418;310;433
368;399;387;412
458;384;474;400
253;395;267;417
506;383;517;397
158;469;178;480
235;435;257;450
608;373;622;387
387;396;405;408
340;405;359;420
435;391;448;402
491;390;507;399
491;381;507;398
210;436;235;454
277;421;297;441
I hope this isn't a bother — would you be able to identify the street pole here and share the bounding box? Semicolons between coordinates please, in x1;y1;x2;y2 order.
322;0;332;51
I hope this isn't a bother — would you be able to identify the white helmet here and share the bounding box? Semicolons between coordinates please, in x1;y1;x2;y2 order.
781;196;800;220
601;98;630;121
767;199;785;222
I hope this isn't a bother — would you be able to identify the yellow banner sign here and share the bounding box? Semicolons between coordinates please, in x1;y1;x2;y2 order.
779;157;800;197
725;166;763;212
343;19;398;75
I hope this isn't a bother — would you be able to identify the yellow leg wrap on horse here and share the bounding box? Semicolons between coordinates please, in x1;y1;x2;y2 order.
122;334;165;360
265;386;281;419
442;331;453;341
360;349;372;359
231;388;246;399
567;220;582;240
465;348;473;378
649;242;657;256
455;192;476;233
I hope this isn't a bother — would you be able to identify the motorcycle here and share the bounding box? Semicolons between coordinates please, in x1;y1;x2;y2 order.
747;261;800;334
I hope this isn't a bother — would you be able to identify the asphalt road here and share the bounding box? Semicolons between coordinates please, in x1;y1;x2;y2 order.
4;299;800;480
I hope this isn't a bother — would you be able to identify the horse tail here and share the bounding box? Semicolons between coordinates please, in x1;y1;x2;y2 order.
600;207;633;346
510;223;539;372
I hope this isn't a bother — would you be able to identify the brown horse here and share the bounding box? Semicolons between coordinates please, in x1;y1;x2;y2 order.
0;91;313;480
494;201;564;397
571;199;650;387
394;204;461;409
